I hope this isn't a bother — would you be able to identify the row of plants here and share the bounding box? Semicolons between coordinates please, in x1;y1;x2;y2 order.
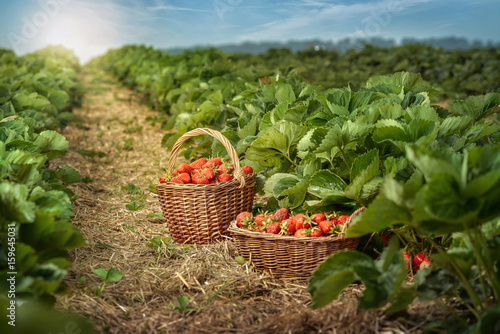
232;43;500;99
95;44;500;331
0;46;87;309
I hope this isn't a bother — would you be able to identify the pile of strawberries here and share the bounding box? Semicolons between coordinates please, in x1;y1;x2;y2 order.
236;208;351;237
159;157;253;185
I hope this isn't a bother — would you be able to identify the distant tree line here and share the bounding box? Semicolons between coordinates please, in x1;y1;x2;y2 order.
165;36;500;55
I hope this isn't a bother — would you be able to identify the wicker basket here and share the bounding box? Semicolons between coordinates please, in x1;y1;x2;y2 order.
156;128;256;245
228;207;365;278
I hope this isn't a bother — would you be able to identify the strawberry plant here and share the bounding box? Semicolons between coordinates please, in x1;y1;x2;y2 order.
0;47;86;308
308;145;500;332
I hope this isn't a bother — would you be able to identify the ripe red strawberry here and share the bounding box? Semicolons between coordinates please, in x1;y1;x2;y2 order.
176;163;192;175
294;228;309;237
413;252;426;272
379;233;390;247
209;180;216;184
218;173;233;182
201;168;215;181
192;174;209;185
292;214;307;230
266;222;280;234
318;220;334;235
242;165;253;176
177;172;191;184
311;213;327;224
280;219;296;235
159;177;166;183
254;215;265;227
310;227;324;237
336;215;350;226
170;178;183;184
204;157;222;169
273;208;289;222
218;164;234;175
190;158;207;170
236;212;252;228
420;259;432;270
172;170;179;176
403;252;411;271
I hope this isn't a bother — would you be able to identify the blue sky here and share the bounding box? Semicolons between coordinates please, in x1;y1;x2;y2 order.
1;0;499;63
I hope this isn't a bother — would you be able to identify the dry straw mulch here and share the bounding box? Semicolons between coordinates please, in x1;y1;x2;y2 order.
54;70;449;334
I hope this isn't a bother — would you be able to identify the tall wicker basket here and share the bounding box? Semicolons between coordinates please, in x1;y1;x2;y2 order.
156;128;256;245
228;207;365;278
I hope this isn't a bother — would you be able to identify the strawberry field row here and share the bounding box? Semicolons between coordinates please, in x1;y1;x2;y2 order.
94;44;500;332
0;46;86;307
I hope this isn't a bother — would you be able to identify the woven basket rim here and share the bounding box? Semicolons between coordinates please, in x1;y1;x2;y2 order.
228;207;366;242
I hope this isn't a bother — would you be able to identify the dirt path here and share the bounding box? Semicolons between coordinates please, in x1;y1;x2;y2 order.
54;69;448;334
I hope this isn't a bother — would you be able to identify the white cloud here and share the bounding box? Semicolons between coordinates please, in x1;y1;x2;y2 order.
237;0;433;42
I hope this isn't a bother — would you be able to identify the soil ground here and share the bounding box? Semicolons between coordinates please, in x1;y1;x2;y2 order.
54;69;450;334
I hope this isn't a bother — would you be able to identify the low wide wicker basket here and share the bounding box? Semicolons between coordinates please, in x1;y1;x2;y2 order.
156;128;256;245
228;207;365;278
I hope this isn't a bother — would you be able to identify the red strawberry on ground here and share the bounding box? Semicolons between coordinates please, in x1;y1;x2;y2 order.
280;219;296;235
413;252;426;272
310;227;324;237
294;228;309;237
273;208;290;222
266;222;280;234
190;158;207;170
242;165;253;176
218;173;233;182
204;157;222;169
318;220;334;235
311;213;327;224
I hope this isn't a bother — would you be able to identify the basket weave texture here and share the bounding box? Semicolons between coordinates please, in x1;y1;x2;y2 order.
156;128;256;245
228;207;365;278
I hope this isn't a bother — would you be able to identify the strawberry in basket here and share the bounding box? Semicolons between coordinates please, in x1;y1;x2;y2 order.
159;157;254;185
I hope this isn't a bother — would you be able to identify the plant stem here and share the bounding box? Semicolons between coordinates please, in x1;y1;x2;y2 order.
426;234;484;316
280;152;297;168
466;228;489;311
338;146;351;172
471;228;500;303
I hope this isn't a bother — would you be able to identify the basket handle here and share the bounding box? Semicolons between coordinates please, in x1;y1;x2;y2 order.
168;128;246;187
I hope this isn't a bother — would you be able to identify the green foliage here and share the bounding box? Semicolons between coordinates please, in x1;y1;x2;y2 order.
0;47;85;307
92;267;124;298
311;146;500;330
168;295;195;313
